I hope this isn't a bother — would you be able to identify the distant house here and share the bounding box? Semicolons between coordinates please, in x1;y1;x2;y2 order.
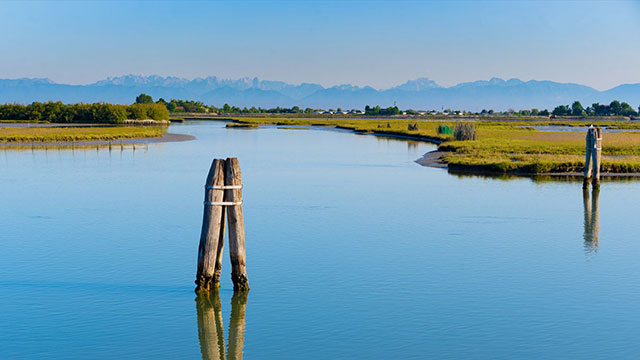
175;106;185;111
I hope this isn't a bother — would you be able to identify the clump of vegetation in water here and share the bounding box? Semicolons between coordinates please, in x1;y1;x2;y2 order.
454;122;476;140
226;123;259;128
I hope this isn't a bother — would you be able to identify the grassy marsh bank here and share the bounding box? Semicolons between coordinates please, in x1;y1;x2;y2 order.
0;126;165;143
209;115;640;174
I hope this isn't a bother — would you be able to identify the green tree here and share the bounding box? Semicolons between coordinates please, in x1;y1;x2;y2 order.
620;102;638;116
609;100;621;116
571;101;584;116
135;93;153;104
552;105;570;116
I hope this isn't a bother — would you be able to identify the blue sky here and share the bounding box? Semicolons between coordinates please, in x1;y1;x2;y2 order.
1;0;639;90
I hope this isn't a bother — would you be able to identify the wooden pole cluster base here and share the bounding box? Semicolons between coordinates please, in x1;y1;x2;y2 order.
196;157;249;293
583;126;602;189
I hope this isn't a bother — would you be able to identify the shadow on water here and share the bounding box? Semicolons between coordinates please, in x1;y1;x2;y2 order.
449;171;640;184
583;187;600;255
196;289;248;360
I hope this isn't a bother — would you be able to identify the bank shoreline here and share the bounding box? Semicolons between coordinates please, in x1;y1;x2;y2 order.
415;150;640;178
0;132;194;147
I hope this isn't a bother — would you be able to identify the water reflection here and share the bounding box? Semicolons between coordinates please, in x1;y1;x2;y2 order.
449;172;640;185
196;290;248;360
583;187;600;255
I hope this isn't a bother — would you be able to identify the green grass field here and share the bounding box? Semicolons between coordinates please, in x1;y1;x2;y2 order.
0;126;164;142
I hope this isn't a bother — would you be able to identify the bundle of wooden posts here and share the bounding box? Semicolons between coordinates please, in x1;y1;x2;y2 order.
583;126;602;189
454;122;476;140
408;123;419;131
196;157;249;293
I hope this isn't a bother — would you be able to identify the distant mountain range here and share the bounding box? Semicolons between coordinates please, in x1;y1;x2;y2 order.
1;75;639;111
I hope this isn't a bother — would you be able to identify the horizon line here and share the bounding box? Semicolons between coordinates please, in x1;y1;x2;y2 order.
1;74;636;92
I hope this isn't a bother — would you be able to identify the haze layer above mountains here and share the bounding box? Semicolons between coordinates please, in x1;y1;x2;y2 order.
2;75;639;111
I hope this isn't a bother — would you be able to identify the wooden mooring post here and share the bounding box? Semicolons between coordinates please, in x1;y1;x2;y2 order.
583;126;602;189
196;157;249;293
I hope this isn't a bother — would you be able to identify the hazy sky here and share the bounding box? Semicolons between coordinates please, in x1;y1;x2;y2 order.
1;0;639;90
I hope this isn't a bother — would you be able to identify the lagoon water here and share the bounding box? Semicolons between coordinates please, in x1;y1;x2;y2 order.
2;121;640;359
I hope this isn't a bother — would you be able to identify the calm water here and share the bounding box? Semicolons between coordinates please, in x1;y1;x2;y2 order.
2;121;640;359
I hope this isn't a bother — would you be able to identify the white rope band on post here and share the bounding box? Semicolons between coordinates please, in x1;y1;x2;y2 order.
204;201;243;206
205;185;243;190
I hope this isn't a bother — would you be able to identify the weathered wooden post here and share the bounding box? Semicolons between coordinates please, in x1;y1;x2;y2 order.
225;157;250;291
583;126;602;189
593;127;602;187
196;159;227;293
196;157;249;293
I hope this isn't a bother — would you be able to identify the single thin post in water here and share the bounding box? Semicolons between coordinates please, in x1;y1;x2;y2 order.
224;157;249;291
196;158;226;293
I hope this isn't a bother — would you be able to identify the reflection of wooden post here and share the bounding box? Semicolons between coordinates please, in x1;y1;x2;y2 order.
583;126;602;189
225;158;250;291
196;159;226;293
227;291;248;360
196;290;226;360
583;187;600;254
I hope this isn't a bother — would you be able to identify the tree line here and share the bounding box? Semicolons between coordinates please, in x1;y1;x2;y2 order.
137;93;319;114
365;105;400;115
135;92;639;118
551;100;639;117
0;101;169;123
